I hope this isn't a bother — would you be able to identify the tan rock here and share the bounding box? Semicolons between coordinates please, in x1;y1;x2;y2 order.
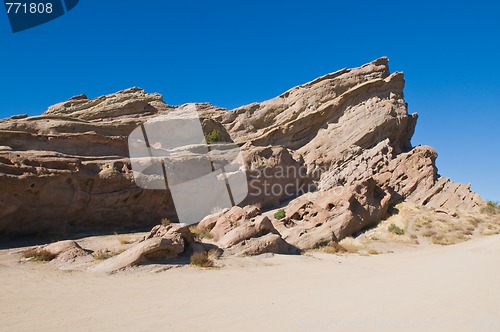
0;57;485;241
275;179;391;250
24;240;89;263
90;237;184;273
218;216;277;248
223;233;298;256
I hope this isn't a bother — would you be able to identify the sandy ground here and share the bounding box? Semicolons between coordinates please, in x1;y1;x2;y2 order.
1;235;499;332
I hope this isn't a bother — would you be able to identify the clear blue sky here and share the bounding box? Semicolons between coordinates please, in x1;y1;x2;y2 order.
0;0;498;201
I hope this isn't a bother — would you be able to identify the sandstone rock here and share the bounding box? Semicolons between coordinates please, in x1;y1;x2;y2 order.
223;233;298;256
198;213;220;231
372;145;484;212
218;216;277;248
196;206;294;256
274;178;391;250
90;236;184;273
0;57;485;241
209;207;244;240
90;223;197;273
243;204;261;218
25;240;89;263
144;223;195;245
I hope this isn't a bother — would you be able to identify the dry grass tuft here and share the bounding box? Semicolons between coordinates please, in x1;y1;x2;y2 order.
92;249;123;260
190;252;215;268
339;237;363;253
431;235;457;246
315;242;347;254
22;248;56;262
422;230;437;237
189;225;214;240
116;234;133;245
207;249;221;260
210;206;224;215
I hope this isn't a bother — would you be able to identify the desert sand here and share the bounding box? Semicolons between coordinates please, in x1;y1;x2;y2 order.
1;235;499;332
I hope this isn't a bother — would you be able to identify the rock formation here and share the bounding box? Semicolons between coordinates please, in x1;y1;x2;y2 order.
0;57;487;259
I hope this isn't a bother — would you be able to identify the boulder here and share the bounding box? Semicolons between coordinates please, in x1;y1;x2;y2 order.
218;216;277;248
90;236;184;273
23;240;89;263
224;233;298;256
144;223;195;245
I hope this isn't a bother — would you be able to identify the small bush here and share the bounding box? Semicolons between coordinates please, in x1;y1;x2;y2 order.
161;218;171;226
190;252;214;268
22;248;56;262
368;249;380;255
388;224;405;235
482;201;500;215
274;209;286;220
204;129;221;144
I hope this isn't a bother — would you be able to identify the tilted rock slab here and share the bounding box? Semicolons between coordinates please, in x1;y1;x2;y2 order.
0;58;485;242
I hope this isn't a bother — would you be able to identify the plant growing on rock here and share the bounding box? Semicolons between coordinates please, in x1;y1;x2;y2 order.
274;209;286;220
204;129;221;144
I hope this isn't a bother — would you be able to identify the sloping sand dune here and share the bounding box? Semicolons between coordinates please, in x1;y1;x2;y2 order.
1;235;499;332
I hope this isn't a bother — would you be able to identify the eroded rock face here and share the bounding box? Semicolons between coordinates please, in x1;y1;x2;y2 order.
0;57;485;244
268;178;391;250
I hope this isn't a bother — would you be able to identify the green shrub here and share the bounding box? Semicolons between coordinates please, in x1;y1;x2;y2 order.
388;223;404;235
204;129;221;144
274;209;286;220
